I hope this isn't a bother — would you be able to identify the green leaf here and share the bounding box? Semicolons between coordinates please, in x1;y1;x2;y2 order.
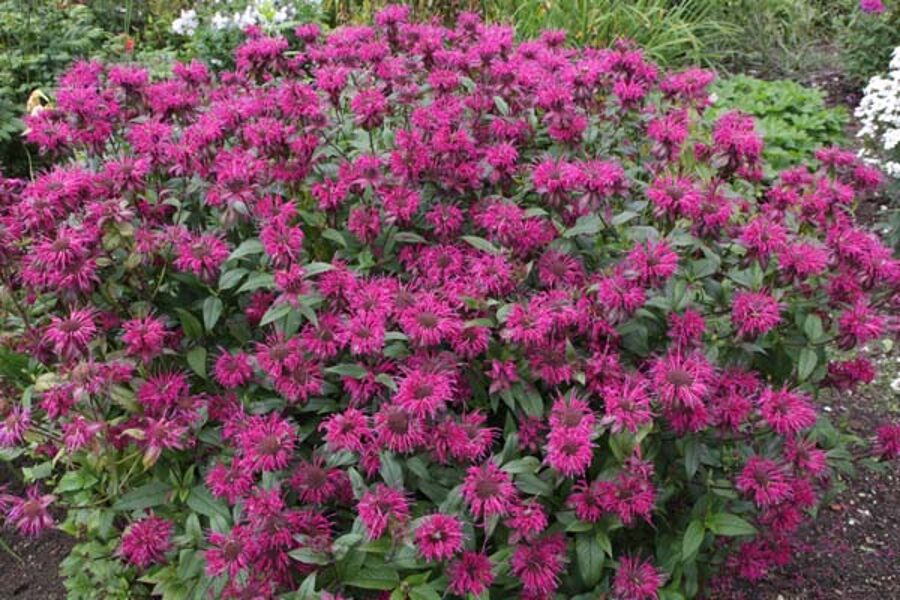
576;532;604;587
325;363;369;379
682;520;705;561
289;547;331;565
260;302;293;326
344;565;400;590
218;268;247;290
113;481;172;512
186;346;207;379
803;314;824;341
684;437;701;479
409;584;441;600
186;485;230;521
707;513;757;537
798;347;817;382
303;262;334;277
461;235;500;254
612;210;638;226
202;297;223;331
22;461;52;482
237;272;275;293
493;95;510;116
502;456;540;475
228;239;263;261
296;573;317;600
175;308;203;339
394;231;426;244
379;452;404;489
517;386;544;418
564;214;602;238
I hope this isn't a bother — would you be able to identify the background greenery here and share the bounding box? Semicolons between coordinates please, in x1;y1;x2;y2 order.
2;0;900;179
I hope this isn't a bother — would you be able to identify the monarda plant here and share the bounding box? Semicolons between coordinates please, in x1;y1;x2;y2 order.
1;6;898;600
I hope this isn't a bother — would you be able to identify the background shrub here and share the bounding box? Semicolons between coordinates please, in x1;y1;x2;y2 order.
709;75;848;172
0;1;107;175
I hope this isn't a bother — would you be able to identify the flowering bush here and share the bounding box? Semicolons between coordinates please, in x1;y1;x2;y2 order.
2;6;899;599
857;46;900;179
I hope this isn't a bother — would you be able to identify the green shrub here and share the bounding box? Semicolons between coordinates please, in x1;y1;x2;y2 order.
709;75;848;172
707;0;837;78
0;1;108;175
837;0;900;86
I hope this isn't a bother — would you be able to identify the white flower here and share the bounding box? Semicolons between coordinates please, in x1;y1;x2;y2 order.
856;46;900;178
171;9;199;36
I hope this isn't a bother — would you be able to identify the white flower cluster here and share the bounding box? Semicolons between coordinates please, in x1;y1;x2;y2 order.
171;9;200;36
172;1;309;37
856;47;900;178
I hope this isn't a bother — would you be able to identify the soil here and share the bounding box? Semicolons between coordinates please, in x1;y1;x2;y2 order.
0;528;72;599
0;460;73;599
713;378;900;600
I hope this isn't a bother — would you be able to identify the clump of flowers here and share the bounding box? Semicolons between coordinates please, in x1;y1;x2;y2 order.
1;6;897;599
856;46;900;177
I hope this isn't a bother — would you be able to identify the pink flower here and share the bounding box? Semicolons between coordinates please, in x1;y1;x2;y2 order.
731;291;781;338
414;513;464;561
351;89;388;129
205;526;254;578
393;369;455;418
461;461;517;519
121;315;167;363
837;300;885;349
62;416;102;452
510;533;567;596
447;551;494;596
758;388;816;436
613;555;663;600
398;294;461;347
506;499;548;542
546;427;595;477
236;413;296;472
213;350;254;388
3;485;55;536
357;484;409;540
0;405;31;447
118;515;173;568
860;0;886;14
173;233;229;281
625;240;678;287
875;423;900;459
260;215;304;267
374;405;426;453
650;351;714;410
319;408;370;453
45;308;96;360
602;375;654;434
736;456;793;507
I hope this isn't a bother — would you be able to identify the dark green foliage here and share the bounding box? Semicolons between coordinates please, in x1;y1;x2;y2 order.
710;75;848;172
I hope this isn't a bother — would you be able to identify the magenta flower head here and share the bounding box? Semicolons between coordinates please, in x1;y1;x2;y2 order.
414;513;464;561
860;0;886;14
3;485;56;536
118;515;174;568
731;291;781;338
736;456;792;507
875;423;900;459
447;551;494;596
0;405;31;447
121;315;168;363
461;461;517;520
45;308;96;360
613;555;664;600
357;484;410;540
